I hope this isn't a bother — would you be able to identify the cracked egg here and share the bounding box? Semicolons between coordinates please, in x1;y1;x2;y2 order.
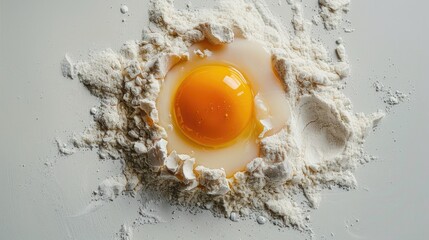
157;39;291;177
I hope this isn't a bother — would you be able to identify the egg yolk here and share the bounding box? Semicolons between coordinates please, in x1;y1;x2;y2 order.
173;65;253;148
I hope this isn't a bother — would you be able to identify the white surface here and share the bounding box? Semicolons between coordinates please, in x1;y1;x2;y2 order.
0;0;428;239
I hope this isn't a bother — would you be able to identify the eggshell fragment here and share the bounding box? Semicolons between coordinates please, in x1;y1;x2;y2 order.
164;151;180;173
134;142;148;155
139;99;159;123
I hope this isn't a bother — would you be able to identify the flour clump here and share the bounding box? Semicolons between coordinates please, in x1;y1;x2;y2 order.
319;0;351;30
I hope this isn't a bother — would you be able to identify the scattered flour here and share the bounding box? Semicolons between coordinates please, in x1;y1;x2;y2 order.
116;224;133;240
93;175;127;201
193;48;213;58
135;206;164;225
60;0;384;234
55;138;75;155
343;27;355;33
318;0;351;30
373;81;409;111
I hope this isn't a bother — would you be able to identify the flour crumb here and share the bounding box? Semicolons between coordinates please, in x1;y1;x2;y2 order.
199;23;234;45
90;107;98;115
319;0;351;30
135;206;164;225
93;175;127;201
257;216;267;225
311;15;321;26
343;27;355;33
373;81;409;110
335;38;347;62
120;5;129;14
229;212;240;222
193;49;212;58
61;54;74;79
55;138;75;155
116;224;133;240
384;90;408;106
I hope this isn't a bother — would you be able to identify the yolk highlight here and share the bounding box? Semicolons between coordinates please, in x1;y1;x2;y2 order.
173;65;253;147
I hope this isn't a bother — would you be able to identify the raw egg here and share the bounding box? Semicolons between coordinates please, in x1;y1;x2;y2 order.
157;39;291;176
173;64;254;147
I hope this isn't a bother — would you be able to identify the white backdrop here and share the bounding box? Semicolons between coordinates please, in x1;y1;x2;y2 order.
0;0;428;239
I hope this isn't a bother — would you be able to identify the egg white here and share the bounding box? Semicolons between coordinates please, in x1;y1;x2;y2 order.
157;39;291;176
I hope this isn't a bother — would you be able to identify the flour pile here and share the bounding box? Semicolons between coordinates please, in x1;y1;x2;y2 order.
61;0;383;231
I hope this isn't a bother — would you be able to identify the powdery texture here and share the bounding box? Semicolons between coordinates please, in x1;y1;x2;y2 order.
61;0;383;232
319;0;351;30
116;224;133;240
373;81;410;112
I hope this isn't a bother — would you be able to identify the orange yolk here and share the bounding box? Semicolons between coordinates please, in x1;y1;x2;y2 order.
173;65;253;148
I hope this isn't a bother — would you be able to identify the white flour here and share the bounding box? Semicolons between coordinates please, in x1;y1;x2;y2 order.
61;0;383;234
319;0;351;30
116;224;132;240
373;81;409;111
120;5;129;14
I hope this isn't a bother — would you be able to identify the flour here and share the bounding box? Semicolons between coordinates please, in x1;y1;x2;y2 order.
55;138;75;155
335;38;347;62
94;175;127;201
318;0;350;30
61;54;74;79
199;23;235;45
116;224;133;240
256;215;267;224
373;81;409;111
120;5;129;14
61;0;383;233
230;212;240;222
193;49;212;58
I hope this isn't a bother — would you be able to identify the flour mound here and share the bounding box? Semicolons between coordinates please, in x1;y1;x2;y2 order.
61;0;382;231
